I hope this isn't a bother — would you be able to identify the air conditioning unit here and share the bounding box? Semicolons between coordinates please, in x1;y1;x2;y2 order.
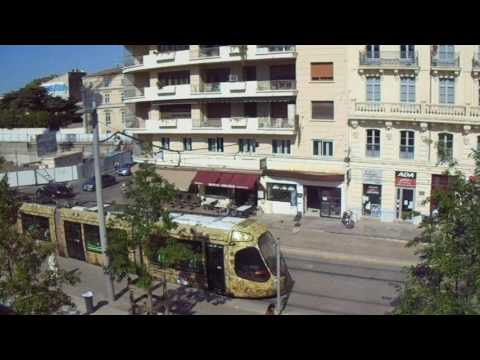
229;74;239;82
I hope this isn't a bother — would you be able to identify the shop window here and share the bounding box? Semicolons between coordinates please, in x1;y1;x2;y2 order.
21;214;50;241
313;140;334;157
272;139;291;154
205;186;230;197
83;224;102;253
363;184;382;218
234;247;270;282
267;183;297;206
238;139;256;153
400;131;415;160
366;129;381;158
438;133;453;162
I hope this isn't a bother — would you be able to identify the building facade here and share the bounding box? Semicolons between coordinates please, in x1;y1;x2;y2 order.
123;45;480;222
82;67;126;135
41;70;86;102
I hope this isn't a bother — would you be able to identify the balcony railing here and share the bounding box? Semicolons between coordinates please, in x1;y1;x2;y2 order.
123;87;144;99
353;101;480;122
258;117;294;129
158;119;177;128
256;45;296;54
192;118;222;128
359;51;418;67
257;80;296;91
431;53;460;68
191;82;221;93
124;54;144;68
198;46;220;58
161;112;191;120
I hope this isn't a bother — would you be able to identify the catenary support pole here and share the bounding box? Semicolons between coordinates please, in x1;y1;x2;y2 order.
92;102;115;302
276;238;281;315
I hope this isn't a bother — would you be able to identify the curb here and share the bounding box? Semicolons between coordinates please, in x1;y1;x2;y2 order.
280;245;418;268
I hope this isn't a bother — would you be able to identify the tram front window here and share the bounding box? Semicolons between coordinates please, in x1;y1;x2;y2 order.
234;247;270;282
258;232;287;276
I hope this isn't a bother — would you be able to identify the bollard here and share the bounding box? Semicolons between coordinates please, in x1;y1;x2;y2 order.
81;291;94;314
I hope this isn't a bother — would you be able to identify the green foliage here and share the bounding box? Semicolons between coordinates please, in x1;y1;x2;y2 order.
0;177;79;314
0;79;80;130
394;150;480;315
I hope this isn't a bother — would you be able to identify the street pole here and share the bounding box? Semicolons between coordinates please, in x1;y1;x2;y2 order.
91;102;115;302
276;237;281;315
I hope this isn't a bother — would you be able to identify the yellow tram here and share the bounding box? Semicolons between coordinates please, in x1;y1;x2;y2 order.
18;202;292;299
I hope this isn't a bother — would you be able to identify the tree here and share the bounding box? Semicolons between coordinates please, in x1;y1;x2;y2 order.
108;163;197;314
0;176;80;314
394;150;480;315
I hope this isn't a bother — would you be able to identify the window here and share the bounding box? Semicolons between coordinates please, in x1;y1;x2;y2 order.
157;45;189;52
234;247;270;282
366;77;381;102
104;93;110;104
400;131;415;160
438;45;455;62
121;111;126;126
400;45;415;59
400;77;416;103
161;137;170;150
183;137;192;151
438;133;453;162
272;139;291;154
21;214;50;241
208;137;224;152
312;101;334;120
366;45;380;59
103;76;112;87
311;63;334;81
105;112;111;126
313;140;334;157
244;103;257;117
439;78;455;104
477;136;480;151
158;71;190;87
267;183;297;205
238;139;256;153
259;232;287;276
366;129;381;158
83;224;101;253
243;66;257;81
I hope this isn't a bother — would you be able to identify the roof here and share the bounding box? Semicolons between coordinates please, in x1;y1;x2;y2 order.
86;67;123;77
169;212;245;232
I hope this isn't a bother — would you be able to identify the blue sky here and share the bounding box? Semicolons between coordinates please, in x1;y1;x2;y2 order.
0;45;123;95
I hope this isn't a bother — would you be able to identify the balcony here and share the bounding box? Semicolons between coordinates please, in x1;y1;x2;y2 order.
256;45;296;55
257;80;296;91
192;118;222;128
431;54;460;70
158;119;178;128
359;51;419;69
230;117;247;128
351;101;480;125
123;86;144;99
190;46;221;60
258;117;295;130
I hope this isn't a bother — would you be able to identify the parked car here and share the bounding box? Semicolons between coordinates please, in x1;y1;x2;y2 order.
115;164;133;176
36;183;74;199
82;175;117;192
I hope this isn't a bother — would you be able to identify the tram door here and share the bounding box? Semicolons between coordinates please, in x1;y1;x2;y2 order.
206;244;226;294
64;221;86;261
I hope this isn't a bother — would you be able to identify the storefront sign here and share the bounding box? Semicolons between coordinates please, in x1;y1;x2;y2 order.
396;171;416;187
362;169;383;185
365;185;381;195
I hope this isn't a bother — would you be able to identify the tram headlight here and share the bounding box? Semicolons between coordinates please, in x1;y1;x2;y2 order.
231;231;253;242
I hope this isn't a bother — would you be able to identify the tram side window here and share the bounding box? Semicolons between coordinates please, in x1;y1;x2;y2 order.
150;236;204;274
64;221;82;242
84;224;102;253
234;247;270;282
21;214;50;241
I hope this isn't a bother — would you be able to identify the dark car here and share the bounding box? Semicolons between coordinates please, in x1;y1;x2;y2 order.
36;183;74;199
82;174;117;192
115;164;133;176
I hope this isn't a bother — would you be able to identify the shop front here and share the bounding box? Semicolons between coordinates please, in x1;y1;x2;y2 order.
395;171;416;221
259;170;345;216
362;169;383;219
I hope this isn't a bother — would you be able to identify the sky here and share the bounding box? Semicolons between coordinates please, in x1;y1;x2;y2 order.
0;45;123;95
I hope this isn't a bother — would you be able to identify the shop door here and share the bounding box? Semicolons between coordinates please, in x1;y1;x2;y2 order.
206;244;226;294
319;188;342;218
306;186;321;210
396;188;415;221
64;221;86;261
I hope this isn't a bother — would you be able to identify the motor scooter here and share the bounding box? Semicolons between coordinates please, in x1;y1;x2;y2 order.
342;210;355;229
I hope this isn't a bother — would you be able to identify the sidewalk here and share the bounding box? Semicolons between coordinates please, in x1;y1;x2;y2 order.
253;214;422;268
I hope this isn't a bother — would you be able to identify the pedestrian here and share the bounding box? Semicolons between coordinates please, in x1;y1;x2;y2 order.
265;303;276;315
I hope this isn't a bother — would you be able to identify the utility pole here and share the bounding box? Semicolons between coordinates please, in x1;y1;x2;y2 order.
91;101;115;302
276;237;281;315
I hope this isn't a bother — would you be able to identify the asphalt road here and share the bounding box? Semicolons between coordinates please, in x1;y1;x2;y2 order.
253;254;404;315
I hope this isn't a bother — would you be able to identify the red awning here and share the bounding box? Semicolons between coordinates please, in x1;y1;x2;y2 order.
192;171;258;190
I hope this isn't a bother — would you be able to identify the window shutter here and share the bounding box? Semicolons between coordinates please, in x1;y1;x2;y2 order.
312;101;334;119
311;63;333;81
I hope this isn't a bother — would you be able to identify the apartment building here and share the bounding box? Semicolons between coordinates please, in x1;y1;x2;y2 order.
41;70;86;102
347;45;480;223
123;45;351;216
82;67;126;134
